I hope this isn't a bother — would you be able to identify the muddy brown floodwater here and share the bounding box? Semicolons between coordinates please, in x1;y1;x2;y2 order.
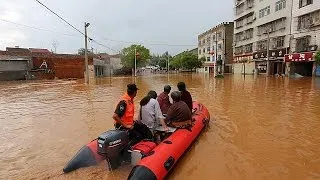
1;74;320;180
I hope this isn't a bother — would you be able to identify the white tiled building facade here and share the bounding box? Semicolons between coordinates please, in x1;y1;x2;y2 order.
233;0;320;76
233;0;293;75
198;22;234;74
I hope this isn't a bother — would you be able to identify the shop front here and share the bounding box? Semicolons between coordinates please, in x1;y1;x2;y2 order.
284;52;316;77
253;48;288;75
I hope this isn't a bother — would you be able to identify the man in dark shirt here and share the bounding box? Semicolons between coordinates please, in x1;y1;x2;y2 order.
157;85;172;114
166;91;192;128
177;82;193;111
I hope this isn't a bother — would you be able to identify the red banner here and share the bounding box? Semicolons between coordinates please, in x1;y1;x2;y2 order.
284;52;315;62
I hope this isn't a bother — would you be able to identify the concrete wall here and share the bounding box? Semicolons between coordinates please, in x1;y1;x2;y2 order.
0;60;29;71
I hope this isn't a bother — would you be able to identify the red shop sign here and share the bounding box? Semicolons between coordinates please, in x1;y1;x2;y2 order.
284;52;315;62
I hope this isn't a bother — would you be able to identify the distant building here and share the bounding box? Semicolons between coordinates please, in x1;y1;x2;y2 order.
286;0;320;76
233;0;294;75
0;47;93;80
198;22;234;74
0;55;32;81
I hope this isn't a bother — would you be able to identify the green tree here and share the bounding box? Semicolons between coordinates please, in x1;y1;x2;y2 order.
120;44;150;68
314;51;320;64
171;51;204;70
78;48;94;56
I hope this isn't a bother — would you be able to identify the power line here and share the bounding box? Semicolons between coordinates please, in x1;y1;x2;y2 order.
34;0;85;36
0;18;80;37
101;37;196;47
34;0;118;53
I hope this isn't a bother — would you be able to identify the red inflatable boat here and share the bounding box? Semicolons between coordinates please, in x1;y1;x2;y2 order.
63;101;210;180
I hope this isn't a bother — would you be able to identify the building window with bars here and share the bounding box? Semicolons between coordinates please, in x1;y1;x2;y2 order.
275;0;286;11
259;6;271;18
299;0;313;8
295;36;311;52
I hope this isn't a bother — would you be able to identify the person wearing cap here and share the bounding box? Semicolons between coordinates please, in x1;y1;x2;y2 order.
113;84;139;129
177;82;193;112
113;84;154;140
166;91;192;128
157;85;172;115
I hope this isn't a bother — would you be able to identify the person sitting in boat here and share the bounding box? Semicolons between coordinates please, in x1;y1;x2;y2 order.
157;85;172;115
138;90;169;133
166;91;192;128
112;84;153;140
177;82;193;112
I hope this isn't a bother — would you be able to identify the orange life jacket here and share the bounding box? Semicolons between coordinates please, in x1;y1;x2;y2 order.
115;93;135;126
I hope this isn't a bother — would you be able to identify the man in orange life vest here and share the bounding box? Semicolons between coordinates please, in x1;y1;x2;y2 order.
112;84;153;140
113;84;138;129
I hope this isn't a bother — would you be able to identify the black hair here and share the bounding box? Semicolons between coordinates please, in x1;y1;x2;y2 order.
171;91;181;102
140;90;158;106
177;82;186;91
127;89;135;96
164;85;171;93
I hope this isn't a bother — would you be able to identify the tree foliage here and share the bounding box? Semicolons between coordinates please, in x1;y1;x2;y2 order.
78;48;94;56
314;51;320;64
120;44;150;68
150;53;172;69
171;51;204;70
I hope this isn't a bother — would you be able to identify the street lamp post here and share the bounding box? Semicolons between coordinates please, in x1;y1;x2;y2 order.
134;47;137;77
84;22;90;84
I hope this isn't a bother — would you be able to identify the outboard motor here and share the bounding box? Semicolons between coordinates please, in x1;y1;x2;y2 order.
97;130;130;170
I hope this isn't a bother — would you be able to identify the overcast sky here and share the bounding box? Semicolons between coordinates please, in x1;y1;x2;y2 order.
0;0;233;55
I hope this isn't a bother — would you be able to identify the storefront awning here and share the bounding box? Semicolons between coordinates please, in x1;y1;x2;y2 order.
284;52;315;62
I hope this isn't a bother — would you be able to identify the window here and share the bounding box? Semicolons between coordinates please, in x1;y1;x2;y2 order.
296;36;311;52
276;0;286;11
212;35;216;41
257;40;268;51
207;37;211;43
298;14;311;30
205;67;208;71
235;46;243;55
275;36;285;48
198;41;201;46
218;55;222;60
206;57;210;61
217;32;223;40
203;48;205;53
207;47;211;52
236;19;244;28
218;44;222;51
203;39;206;44
299;0;313;8
244;43;253;53
259;6;270;18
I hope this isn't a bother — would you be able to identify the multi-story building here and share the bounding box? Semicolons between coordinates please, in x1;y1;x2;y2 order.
198;22;234;74
233;0;293;75
285;0;320;76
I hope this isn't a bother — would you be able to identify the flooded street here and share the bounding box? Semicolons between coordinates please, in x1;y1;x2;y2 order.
1;74;320;180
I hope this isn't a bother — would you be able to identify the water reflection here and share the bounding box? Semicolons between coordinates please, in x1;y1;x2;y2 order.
0;74;320;180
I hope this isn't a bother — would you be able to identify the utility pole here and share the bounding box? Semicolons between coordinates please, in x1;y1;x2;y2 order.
84;22;90;84
134;47;137;77
215;31;218;77
166;51;169;74
266;27;270;76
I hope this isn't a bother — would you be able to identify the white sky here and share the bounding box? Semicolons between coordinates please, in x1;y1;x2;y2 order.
0;0;233;55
